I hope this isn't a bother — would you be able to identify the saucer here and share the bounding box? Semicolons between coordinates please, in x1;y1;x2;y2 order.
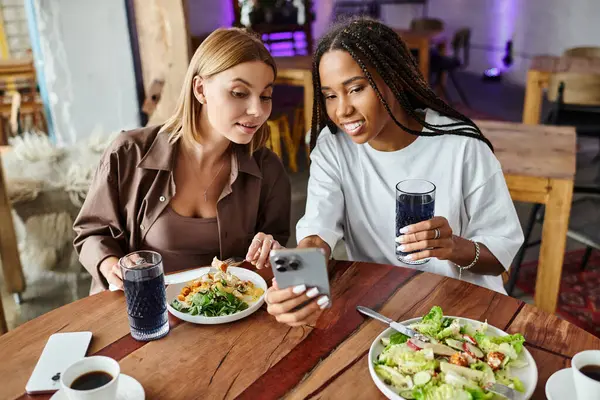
50;374;145;400
546;368;574;400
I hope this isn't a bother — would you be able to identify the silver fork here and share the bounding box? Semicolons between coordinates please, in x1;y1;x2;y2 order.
221;257;246;267
484;382;517;400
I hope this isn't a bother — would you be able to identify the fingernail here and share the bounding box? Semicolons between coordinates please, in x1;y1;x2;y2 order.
398;245;407;252
318;298;330;309
400;227;409;234
306;287;320;298
405;254;413;260
292;284;307;294
395;236;404;243
317;295;329;306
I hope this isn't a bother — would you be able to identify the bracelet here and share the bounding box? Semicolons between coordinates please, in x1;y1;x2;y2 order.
456;241;480;280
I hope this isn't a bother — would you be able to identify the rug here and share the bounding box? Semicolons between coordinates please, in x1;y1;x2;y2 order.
515;248;600;338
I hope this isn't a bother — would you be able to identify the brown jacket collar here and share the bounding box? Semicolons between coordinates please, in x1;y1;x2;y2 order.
137;131;262;179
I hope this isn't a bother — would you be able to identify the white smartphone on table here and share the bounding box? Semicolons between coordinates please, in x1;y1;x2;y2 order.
25;331;93;394
269;248;331;306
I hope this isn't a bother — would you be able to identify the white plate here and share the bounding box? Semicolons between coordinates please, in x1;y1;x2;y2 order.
545;368;574;400
166;267;267;325
368;316;538;400
50;374;144;399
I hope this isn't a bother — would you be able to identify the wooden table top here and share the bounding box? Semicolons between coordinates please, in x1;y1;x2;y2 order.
1;261;598;400
476;119;576;180
530;54;600;74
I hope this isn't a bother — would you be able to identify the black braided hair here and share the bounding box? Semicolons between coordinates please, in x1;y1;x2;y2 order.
310;17;493;151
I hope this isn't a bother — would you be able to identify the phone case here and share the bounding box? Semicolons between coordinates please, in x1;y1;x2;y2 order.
25;331;93;394
269;248;331;300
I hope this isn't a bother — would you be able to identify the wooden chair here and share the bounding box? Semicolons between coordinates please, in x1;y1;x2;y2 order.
266;114;298;172
564;46;600;59
0;58;46;144
430;28;471;106
409;17;444;32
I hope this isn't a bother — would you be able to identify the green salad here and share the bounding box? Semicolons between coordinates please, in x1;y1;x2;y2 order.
169;262;264;317
171;286;249;317
374;306;528;400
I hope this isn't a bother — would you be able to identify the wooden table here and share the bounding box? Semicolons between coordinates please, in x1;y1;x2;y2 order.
274;30;448;135
479;120;576;314
522;55;600;125
2;261;598;400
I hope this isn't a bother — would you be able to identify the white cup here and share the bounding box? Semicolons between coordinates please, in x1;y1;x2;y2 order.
573;350;600;400
60;356;120;400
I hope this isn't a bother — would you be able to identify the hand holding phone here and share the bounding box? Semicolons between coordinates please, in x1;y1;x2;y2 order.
264;248;331;327
269;248;331;301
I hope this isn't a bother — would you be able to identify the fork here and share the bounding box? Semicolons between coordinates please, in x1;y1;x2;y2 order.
221;257;246;267
484;382;517;400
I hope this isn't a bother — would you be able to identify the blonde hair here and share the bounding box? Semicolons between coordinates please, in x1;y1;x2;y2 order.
160;27;277;153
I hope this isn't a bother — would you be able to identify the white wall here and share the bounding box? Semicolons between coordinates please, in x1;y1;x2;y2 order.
32;0;140;145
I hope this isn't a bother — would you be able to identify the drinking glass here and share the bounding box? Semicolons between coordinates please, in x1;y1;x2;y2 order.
119;251;169;341
395;179;436;265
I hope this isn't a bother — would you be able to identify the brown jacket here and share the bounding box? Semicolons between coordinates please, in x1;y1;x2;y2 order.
73;125;291;294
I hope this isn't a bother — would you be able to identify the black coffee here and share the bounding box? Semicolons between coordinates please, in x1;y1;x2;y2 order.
70;371;113;390
580;364;600;382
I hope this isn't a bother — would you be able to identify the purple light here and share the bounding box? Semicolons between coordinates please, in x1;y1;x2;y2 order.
490;0;516;70
271;49;296;57
294;40;307;48
268;32;294;41
484;67;501;77
224;0;235;26
293;31;306;41
271;41;294;51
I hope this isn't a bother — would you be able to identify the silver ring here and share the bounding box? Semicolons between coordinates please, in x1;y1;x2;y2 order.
434;228;441;240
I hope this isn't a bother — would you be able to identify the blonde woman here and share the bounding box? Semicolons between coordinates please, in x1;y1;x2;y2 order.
74;28;290;294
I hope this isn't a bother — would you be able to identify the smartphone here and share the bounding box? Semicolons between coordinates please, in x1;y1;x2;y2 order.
25;332;93;394
269;248;331;305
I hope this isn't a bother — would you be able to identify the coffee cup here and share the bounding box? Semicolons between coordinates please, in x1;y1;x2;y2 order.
572;350;600;400
60;356;120;400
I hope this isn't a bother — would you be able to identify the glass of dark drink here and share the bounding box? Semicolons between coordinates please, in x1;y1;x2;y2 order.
395;179;436;265
119;251;169;341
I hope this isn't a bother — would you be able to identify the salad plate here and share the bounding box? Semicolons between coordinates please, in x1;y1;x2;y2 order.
368;306;538;400
166;264;267;325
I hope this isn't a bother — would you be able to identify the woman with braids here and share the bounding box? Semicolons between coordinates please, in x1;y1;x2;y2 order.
252;18;524;327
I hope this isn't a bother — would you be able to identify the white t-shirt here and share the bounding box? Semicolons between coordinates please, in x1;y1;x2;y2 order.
296;109;524;294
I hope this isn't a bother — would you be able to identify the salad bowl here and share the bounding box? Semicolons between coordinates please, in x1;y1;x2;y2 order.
368;307;538;400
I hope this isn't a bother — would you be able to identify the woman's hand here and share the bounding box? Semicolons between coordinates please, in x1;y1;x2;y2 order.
246;232;283;269
265;278;330;327
395;216;455;262
99;256;123;290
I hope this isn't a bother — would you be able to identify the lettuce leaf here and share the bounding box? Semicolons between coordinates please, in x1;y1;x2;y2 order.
411;306;444;337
